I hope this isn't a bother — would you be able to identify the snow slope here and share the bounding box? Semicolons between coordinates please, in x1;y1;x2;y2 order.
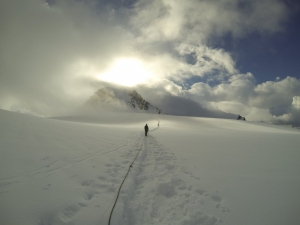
0;109;299;225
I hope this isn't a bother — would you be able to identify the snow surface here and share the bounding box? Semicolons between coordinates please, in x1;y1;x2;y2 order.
0;109;300;225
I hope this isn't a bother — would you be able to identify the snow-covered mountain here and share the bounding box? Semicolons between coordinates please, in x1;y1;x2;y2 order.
85;87;163;114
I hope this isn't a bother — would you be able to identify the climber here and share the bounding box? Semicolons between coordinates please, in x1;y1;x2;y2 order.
144;124;149;136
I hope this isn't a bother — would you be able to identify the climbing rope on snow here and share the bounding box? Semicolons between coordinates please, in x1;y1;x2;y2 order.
108;136;145;225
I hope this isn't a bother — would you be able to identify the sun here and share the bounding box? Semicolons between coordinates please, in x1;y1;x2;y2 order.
98;58;152;87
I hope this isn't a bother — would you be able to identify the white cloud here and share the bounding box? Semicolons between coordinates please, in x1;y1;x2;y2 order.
252;77;300;108
131;0;288;45
184;76;300;126
292;96;300;109
0;0;132;116
187;73;255;103
1;0;298;127
176;44;237;77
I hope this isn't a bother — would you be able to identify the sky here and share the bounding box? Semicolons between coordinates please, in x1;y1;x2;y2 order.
0;0;300;126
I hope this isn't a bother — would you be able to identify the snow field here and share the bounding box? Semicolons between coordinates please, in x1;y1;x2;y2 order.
0;110;149;225
1;109;300;225
154;117;300;225
120;134;220;225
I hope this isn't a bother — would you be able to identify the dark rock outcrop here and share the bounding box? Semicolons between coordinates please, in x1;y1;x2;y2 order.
237;115;246;121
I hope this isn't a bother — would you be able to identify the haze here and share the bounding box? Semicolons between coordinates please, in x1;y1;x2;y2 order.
0;0;300;126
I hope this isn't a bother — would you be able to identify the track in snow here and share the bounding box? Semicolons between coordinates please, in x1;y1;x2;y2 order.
0;136;136;188
110;133;229;225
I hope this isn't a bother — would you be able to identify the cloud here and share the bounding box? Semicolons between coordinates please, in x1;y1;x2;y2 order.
292;96;300;109
0;0;131;115
1;0;299;127
186;73;256;103
130;0;288;44
135;85;236;119
184;75;300;126
252;77;300;108
176;44;237;78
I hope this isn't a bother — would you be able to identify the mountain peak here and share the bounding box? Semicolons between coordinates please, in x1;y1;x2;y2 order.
85;87;163;114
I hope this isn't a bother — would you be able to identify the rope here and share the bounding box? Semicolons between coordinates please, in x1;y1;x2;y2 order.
108;136;145;225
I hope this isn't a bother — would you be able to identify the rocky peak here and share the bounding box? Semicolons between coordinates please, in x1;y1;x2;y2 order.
85;87;163;114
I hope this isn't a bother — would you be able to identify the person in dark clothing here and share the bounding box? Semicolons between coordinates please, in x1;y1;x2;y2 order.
144;124;149;136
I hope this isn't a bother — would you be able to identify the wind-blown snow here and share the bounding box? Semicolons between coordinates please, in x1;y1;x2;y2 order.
0;109;299;225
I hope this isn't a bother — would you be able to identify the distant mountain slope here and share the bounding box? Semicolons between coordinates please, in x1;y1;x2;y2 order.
85;87;163;114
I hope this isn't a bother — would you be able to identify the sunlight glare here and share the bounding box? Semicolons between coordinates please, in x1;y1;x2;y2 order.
98;59;152;87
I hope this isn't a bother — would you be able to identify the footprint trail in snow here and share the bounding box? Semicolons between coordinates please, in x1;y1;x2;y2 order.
111;134;228;225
